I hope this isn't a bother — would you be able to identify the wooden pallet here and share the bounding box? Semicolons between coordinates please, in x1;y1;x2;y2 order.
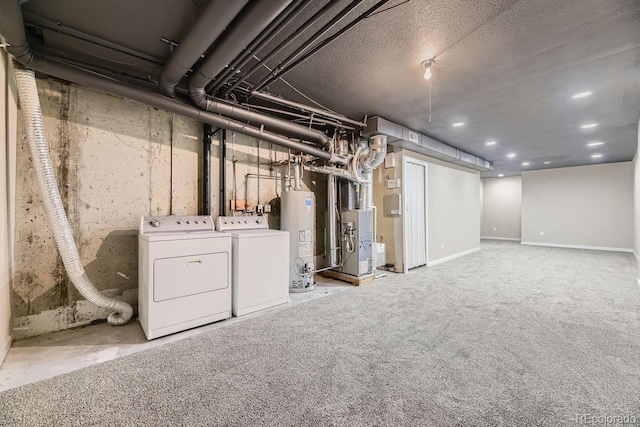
320;270;375;286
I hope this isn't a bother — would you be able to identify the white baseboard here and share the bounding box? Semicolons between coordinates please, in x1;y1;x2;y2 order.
521;241;634;253
0;335;11;367
481;236;521;242
427;247;481;267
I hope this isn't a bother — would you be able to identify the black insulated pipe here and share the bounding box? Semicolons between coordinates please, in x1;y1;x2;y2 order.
188;0;293;94
0;0;335;162
220;129;227;215
209;0;311;96
159;0;249;98
202;124;214;216
222;0;340;97
251;0;365;91
182;0;331;149
255;0;393;92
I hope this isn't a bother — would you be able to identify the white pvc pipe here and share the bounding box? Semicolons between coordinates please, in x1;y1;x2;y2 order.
15;67;133;326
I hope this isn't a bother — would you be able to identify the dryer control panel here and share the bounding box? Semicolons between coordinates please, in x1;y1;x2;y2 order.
215;216;268;232
140;215;214;234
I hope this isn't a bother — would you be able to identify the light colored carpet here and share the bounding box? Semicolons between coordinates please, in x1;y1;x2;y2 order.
1;241;639;426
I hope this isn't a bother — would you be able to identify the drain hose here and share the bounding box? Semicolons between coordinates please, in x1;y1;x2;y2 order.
15;67;133;326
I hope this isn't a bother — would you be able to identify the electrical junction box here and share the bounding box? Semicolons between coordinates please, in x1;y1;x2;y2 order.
386;178;401;189
384;155;396;169
383;194;402;217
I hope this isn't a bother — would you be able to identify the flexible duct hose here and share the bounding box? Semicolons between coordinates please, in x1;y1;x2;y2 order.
15;67;133;326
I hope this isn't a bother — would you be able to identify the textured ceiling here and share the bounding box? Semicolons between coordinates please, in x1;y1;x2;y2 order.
18;0;640;177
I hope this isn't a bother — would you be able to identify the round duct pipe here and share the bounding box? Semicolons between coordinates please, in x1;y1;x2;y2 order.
14;67;133;326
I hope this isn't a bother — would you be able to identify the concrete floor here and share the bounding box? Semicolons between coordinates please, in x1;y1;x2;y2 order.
0;276;355;392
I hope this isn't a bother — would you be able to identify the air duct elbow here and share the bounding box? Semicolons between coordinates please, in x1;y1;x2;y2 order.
361;134;387;171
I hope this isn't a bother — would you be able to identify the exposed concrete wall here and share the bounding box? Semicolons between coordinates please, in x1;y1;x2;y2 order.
12;77;322;339
1;51;17;363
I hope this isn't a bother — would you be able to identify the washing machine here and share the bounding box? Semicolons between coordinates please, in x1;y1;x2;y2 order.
215;216;289;316
138;215;231;340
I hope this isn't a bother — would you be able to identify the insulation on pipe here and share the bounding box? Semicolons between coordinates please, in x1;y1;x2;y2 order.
0;0;345;164
14;67;133;325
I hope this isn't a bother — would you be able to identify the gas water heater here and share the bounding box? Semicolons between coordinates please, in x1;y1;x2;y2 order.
281;190;315;292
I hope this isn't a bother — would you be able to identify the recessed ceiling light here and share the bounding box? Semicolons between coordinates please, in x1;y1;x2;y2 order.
522;162;530;166
544;161;551;165
486;141;496;146
507;153;516;158
591;154;602;159
581;123;598;129
452;122;465;127
572;91;592;99
587;142;604;147
498;174;504;177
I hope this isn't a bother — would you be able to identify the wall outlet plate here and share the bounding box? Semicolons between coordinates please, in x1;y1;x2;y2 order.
540;231;545;236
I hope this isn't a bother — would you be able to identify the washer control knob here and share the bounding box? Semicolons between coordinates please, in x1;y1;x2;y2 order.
256;219;260;223
186;220;191;224
177;220;182;224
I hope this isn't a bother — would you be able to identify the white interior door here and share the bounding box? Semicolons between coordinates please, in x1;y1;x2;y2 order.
404;159;427;270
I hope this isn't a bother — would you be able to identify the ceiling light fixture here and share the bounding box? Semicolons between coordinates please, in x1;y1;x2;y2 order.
498;174;504;177
452;122;465;127
587;141;604;147
421;59;435;80
507;153;516;158
486;141;497;146
591;154;602;159
581;123;598;129
572;91;592;99
522;162;530;166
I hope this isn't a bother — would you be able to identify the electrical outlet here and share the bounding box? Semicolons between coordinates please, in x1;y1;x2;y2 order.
264;203;271;213
539;231;545;236
256;204;264;214
493;227;497;232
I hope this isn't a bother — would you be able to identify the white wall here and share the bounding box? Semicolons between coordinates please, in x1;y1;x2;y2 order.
521;162;634;251
427;161;481;265
373;149;481;271
635;119;640;283
1;51;17;364
482;176;522;240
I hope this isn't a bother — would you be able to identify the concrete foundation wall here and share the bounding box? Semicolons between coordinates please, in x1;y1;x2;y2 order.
12;77;320;339
1;51;17;362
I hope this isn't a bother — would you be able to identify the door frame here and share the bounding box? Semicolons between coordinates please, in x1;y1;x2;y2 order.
402;155;429;273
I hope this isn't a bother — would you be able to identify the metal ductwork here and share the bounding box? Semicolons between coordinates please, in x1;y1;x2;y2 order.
363;116;493;171
159;0;249;98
